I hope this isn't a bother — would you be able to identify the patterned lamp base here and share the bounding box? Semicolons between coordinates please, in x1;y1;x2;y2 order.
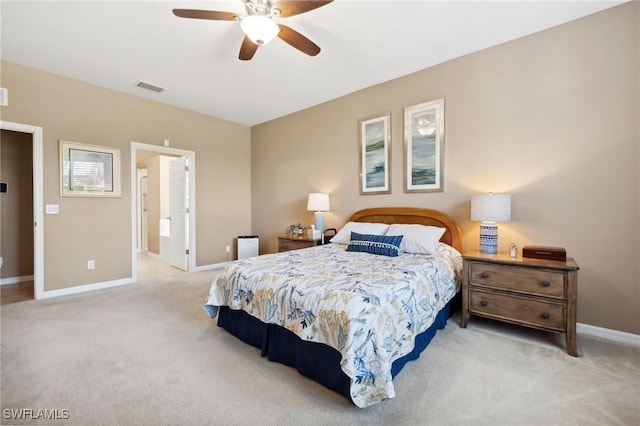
479;222;499;254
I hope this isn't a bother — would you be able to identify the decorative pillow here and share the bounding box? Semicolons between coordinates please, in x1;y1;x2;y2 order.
346;232;403;257
385;224;446;255
330;222;390;245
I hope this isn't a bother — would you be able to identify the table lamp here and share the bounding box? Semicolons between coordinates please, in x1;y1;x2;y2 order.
307;193;330;233
471;193;511;254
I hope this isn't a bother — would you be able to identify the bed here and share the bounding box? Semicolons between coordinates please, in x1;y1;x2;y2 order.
204;207;463;408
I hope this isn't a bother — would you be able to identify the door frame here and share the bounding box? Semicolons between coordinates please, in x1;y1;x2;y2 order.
0;120;44;299
130;142;196;281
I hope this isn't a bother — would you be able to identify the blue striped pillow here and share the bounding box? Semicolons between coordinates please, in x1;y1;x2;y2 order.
346;232;404;257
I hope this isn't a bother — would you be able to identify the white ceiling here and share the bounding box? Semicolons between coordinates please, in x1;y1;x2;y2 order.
1;1;624;126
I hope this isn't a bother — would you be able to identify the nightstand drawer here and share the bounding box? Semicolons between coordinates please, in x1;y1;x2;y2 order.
470;290;565;332
469;262;565;299
278;238;314;252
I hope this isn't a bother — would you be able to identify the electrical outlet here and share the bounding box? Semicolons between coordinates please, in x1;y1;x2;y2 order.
225;245;230;254
0;256;3;269
87;260;95;270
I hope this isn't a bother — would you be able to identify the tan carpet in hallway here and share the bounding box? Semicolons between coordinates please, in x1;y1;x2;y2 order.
1;256;638;425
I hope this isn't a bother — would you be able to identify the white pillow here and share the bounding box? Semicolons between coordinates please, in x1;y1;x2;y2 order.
386;224;446;255
330;222;390;245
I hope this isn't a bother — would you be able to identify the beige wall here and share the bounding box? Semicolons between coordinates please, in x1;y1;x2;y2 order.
0;130;34;279
0;4;636;333
0;61;252;291
252;4;640;334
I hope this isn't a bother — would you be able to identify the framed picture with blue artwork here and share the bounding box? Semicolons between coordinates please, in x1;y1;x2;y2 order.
404;98;445;193
358;112;391;195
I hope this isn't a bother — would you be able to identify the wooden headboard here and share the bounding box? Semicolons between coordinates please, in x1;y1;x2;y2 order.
346;207;463;252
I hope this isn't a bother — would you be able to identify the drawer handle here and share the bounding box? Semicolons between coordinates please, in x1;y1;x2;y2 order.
480;300;488;307
541;312;550;319
480;272;489;279
542;280;550;287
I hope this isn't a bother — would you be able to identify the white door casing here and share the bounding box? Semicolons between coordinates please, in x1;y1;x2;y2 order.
0;121;44;299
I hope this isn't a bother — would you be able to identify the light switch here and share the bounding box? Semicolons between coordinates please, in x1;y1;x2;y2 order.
46;204;59;214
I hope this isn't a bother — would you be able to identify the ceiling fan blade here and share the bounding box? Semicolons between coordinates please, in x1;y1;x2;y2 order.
172;9;239;21
239;36;259;61
275;1;333;18
277;24;321;56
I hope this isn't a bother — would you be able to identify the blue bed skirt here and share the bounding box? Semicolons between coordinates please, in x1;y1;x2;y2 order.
217;296;458;405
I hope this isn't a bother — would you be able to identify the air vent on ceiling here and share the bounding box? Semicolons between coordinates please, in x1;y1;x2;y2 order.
134;80;165;93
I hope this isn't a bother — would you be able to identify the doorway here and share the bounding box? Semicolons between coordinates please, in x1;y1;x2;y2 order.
131;142;196;282
0;130;33;303
0;121;44;299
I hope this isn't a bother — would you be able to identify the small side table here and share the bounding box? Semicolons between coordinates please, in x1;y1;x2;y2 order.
277;236;320;252
460;251;579;356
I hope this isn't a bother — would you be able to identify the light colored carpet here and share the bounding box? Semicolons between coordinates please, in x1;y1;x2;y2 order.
1;255;639;425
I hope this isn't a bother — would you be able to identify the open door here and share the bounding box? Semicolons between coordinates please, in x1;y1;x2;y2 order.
139;173;148;252
169;157;188;271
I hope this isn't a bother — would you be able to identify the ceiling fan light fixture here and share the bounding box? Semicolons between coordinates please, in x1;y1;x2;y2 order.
240;15;279;45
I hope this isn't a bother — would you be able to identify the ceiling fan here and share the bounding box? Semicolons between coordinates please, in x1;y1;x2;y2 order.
173;0;333;61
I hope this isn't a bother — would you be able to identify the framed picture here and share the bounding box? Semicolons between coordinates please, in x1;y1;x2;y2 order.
358;112;391;195
59;140;121;197
404;98;445;193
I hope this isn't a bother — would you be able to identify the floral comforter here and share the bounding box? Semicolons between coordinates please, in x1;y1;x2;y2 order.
204;243;462;408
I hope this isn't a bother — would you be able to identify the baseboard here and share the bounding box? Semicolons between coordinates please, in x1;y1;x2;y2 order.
39;278;132;299
193;262;230;272
27;274;640;347
0;275;34;286
577;322;640;347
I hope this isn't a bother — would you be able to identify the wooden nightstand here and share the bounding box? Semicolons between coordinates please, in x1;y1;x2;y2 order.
460;251;579;356
277;236;320;252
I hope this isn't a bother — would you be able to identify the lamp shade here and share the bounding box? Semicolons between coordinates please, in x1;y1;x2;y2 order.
307;193;330;212
471;194;511;222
